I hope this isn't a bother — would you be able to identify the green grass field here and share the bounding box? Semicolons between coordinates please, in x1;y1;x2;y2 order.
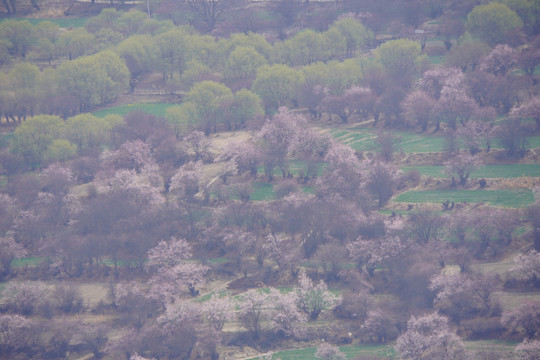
463;340;517;353
93;103;175;118
331;128;540;153
0;17;88;28
401;164;540;178
0;133;13;149
11;257;44;267
247;344;395;360
250;182;314;201
256;160;325;178
394;189;535;207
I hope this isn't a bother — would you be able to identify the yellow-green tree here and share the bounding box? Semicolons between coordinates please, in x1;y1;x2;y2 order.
466;3;523;46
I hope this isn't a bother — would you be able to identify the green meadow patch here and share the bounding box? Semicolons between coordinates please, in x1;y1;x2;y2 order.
394;189;534;208
256;160;325;177
464;340;518;353
247;344;395;360
331;128;446;153
0;133;13;149
11;257;45;268
93;103;175;118
251;182;275;201
0;17;88;28
332;128;540;153
250;182;315;201
401;164;540;178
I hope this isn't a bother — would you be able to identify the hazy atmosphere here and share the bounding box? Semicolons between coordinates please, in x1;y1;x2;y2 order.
0;0;540;359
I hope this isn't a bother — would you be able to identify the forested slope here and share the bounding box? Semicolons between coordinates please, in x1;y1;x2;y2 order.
0;1;540;359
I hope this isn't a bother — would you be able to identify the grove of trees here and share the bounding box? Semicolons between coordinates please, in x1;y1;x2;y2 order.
0;0;540;359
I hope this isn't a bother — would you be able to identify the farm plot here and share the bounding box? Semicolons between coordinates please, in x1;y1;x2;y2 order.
93;102;175;118
331;128;540;153
394;189;535;208
250;182;314;201
401;164;540;178
0;17;88;28
247;344;395;360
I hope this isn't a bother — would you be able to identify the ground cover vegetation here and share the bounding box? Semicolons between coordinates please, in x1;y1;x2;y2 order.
0;0;540;359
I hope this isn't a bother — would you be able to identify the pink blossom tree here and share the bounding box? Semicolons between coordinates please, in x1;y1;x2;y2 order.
291;128;331;180
429;271;500;321
238;288;270;339
147;237;209;301
295;270;341;320
511;250;540;286
0;314;37;355
169;161;204;202
347;235;405;276
365;160;401;207
515;339;540;360
363;308;400;343
395;312;468;360
202;293;234;331
510;96;540;131
501;301;540;339
316;142;366;203
181;130;213;162
256;107;305;179
0;236;27;280
480;44;518;77
456;108;496;154
217;141;261;177
443;153;482;186
100;140;156;174
268;288;307;338
315;342;346;360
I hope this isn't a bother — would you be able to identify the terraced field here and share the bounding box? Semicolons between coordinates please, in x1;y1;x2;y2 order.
401;164;540;178
394;189;535;208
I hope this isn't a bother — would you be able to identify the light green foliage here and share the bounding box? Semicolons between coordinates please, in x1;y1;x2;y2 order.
180;60;213;90
116;10;148;37
225;89;264;129
156;27;193;80
56;50;129;111
323;27;347;60
31;38;56;63
224;46;266;80
252;64;303;113
0;19;34;57
500;0;539;35
116;34;158;80
445;35;490;72
56;28;96;60
185;80;233;133
301;61;330;88
30;21;60;62
282;29;328;66
34;21;60;42
466;2;523;45
2;62;42;121
85;8;121;34
190;34;223;69
325;59;363;95
12;115;65;165
138;17;175;35
7;62;40;90
165;103;200;138
64;113;117;153
226;32;273;61
329;17;372;57
44;139;77;162
376;39;424;87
